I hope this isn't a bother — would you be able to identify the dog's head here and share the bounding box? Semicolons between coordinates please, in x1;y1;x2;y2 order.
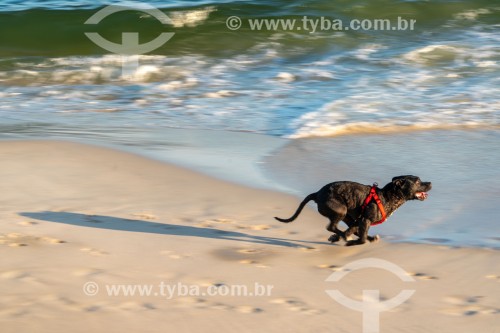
390;175;432;201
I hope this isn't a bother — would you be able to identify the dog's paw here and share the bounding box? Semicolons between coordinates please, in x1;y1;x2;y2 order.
328;234;341;243
345;240;365;246
345;240;356;246
368;235;380;243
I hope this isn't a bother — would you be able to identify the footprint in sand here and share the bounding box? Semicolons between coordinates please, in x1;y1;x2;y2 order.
160;250;191;260
210;302;234;311
316;264;339;271
239;259;258;264
72;268;105;278
196;219;273;232
248;224;272;231
0;233;26;247
0;233;65;247
237;248;263;254
234;222;274;231
299;246;319;253
279;230;299;235
83;305;102;312
237;249;270;268
41;295;82;312
1;270;31;280
176;297;263;314
209;247;274;268
210;218;234;224
407;272;438;280
238;259;268;268
196;218;234;229
270;298;324;315
0;270;43;285
80;247;108;256
7;242;29;247
40;236;66;244
117;302;157;311
235;305;264;314
18;221;38;227
176;297;210;309
213;247;273;268
441;296;500;316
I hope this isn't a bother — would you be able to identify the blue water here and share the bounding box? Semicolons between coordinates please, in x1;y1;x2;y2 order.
1;0;498;136
0;0;499;247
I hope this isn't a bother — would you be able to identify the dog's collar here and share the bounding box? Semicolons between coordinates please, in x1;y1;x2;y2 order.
361;183;387;226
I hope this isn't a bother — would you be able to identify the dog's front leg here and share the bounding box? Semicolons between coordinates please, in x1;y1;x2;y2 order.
345;224;379;244
326;218;346;243
367;234;380;242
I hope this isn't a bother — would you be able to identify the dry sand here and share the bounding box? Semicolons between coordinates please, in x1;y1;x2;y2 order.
0;140;498;333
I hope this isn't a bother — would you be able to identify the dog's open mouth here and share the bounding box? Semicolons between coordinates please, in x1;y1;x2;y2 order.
415;192;428;200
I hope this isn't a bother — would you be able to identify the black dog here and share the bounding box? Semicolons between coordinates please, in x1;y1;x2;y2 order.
275;175;432;246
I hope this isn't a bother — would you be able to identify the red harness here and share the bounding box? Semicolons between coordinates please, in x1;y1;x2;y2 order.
361;183;387;226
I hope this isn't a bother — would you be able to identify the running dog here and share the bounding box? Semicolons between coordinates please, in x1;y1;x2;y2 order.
274;175;432;246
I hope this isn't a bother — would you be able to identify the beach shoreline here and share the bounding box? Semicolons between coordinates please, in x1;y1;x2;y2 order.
5;129;498;249
1;140;498;333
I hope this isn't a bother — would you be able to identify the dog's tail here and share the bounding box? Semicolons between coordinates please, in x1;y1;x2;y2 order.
274;193;316;223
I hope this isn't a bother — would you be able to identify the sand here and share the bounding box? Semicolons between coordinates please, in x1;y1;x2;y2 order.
0;140;498;333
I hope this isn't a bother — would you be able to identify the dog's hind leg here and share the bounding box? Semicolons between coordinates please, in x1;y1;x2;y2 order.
318;202;347;243
327;216;344;243
341;215;357;241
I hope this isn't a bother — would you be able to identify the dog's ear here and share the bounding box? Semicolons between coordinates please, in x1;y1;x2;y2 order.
392;177;405;187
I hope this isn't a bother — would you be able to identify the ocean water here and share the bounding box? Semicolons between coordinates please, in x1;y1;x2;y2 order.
0;0;498;247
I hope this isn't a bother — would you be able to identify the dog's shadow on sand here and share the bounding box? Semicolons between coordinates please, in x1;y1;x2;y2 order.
20;211;319;248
